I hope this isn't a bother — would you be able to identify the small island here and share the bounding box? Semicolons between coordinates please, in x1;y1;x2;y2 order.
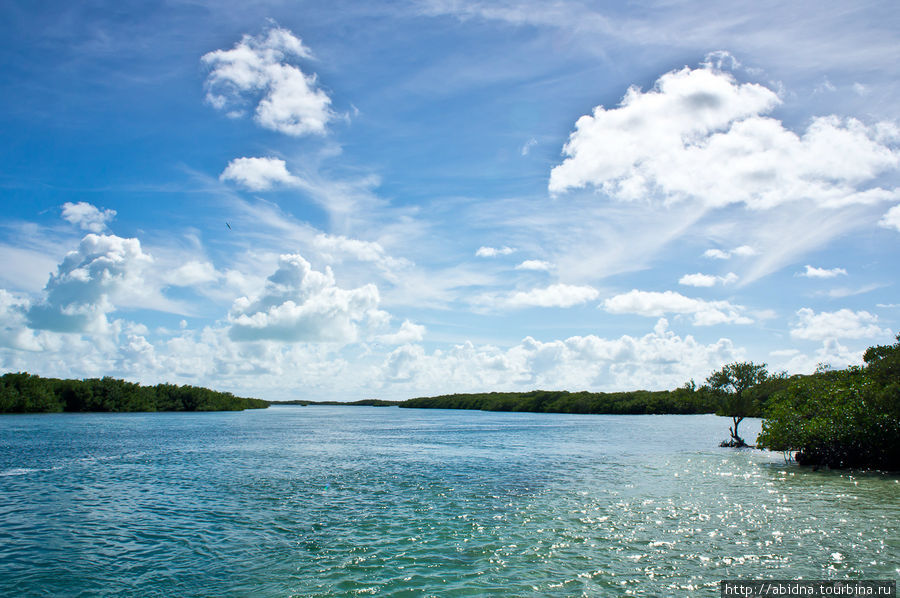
0;373;268;413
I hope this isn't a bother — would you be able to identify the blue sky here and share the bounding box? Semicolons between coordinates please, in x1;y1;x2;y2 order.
1;0;898;401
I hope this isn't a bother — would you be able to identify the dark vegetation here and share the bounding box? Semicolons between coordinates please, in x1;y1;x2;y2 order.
273;399;400;407
400;387;718;414
756;335;900;471
706;362;773;447
0;373;268;413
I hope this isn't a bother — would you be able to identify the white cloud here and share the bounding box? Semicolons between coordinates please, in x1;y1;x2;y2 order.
790;308;892;341
702;245;756;260
0;290;45;351
880;204;900;232
678;272;737;287
478;283;599;309
521;137;538;156
313;233;412;277
703;248;731;260
227;253;386;343
824;284;882;299
202;26;334;136
61;202;116;233
375;320;426;345
776;339;865;375
679;273;717;287
166;261;219;286
26;234;154;334
476;245;515;257
813;77;836;94
377;318;741;395
549;65;900;209
0;244;59;293
700;50;741;71
220;157;302;190
731;245;758;257
799;264;848;278
602;290;752;326
515;259;552;271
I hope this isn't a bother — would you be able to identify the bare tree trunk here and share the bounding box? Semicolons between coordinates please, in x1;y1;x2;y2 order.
731;416;745;445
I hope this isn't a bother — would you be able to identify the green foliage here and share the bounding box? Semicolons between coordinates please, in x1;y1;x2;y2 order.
0;373;269;414
399;388;720;415
863;334;900;385
706;361;769;445
757;337;900;470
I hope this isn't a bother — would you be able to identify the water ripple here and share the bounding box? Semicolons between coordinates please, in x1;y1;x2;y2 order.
1;410;897;596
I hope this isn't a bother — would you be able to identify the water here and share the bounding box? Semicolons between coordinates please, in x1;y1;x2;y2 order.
0;407;897;597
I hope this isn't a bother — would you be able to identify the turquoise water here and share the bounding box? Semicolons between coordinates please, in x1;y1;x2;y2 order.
0;407;897;597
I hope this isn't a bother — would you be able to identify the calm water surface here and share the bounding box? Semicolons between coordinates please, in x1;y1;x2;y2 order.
0;407;897;596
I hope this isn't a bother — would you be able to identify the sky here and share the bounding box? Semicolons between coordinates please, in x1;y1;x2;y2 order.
1;0;898;401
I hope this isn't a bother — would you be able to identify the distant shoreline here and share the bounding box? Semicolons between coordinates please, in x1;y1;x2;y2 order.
271;388;722;416
0;372;268;414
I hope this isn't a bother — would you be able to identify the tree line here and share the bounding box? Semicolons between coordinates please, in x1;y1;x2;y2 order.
400;387;721;415
398;336;899;471
0;373;269;413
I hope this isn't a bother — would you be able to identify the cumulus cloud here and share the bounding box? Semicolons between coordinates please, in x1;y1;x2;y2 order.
476;245;515;257
799;265;847;278
227;253;387;343
477;283;599;309
515;260;552;271
379;318;741;394
202;26;334;136
880;204;900;231
375;320;426;345
61;202;116;233
220;157;302;190
602;289;752;326
703;245;757;260
549;65;900;209
678;272;738;287
790;308;891;341
703;249;730;260
0;290;45;351
775;338;865;374
26;234;154;334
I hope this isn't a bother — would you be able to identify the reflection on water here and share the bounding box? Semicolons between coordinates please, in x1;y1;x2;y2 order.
0;408;897;596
